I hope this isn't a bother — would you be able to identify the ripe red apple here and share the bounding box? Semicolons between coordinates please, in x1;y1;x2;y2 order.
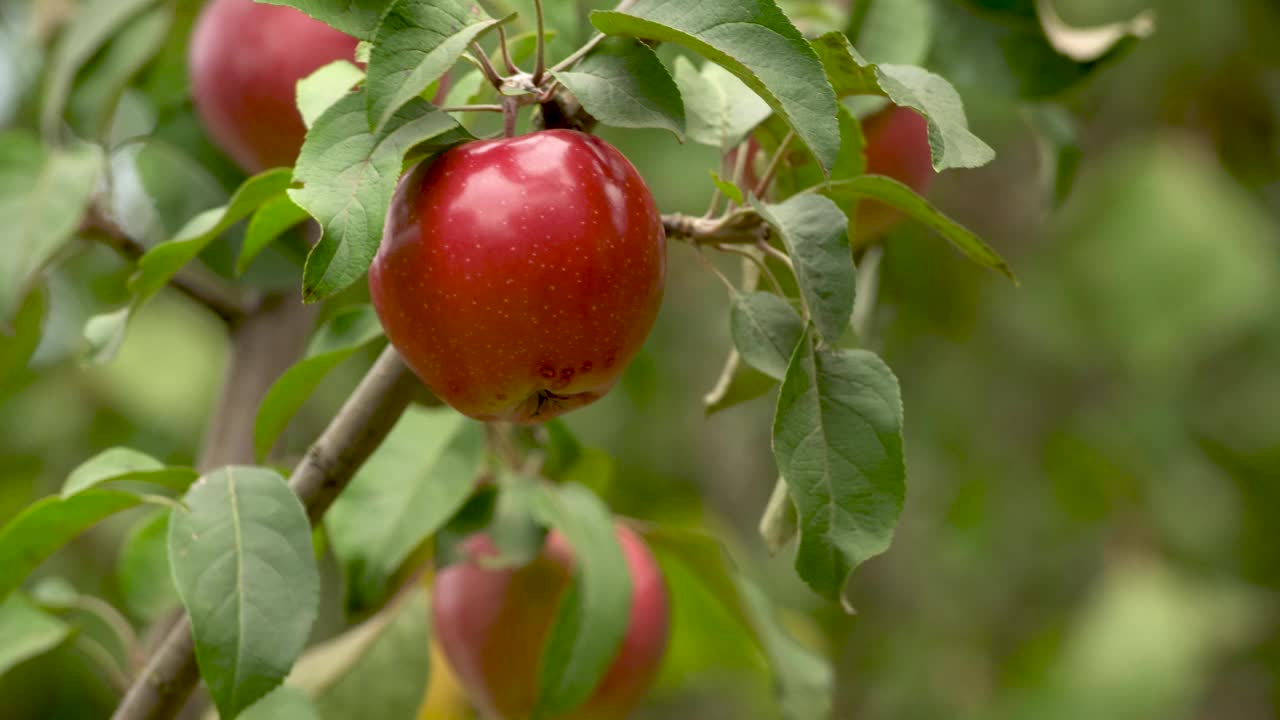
432;523;670;720
855;105;935;244
188;0;359;173
369;130;666;423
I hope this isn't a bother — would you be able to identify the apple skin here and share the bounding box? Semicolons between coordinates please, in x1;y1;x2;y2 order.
855;106;935;244
188;0;359;173
432;524;670;720
369;130;666;424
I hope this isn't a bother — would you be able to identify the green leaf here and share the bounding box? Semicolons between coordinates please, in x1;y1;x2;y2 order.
0;289;45;398
750;194;854;344
710;171;745;205
169;466;320;719
291;92;470;302
40;0;158;137
0;594;72;679
83;306;131;366
773;334;905;602
672;56;770;151
253;305;384;460
290;586;430;720
730;291;805;381
0;132;103;328
639;525;757;646
531;483;631;716
130;168;294;306
110;140;227;247
753;103;865;208
551;38;685;140
0;490;143;602
704;349;778;415
239;686;322;720
594;0;840;172
256;0;391;40
1027;103;1083;208
738;578;833;720
62;447;198;498
811;33;994;171
297;60;365;130
238;194;311;275
366;0;505;130
822;175;1015;280
117;510;178;624
66;6;173;141
326;408;484;612
850;0;934;66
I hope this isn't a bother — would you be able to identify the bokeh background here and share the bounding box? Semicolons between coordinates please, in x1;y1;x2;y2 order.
3;0;1280;718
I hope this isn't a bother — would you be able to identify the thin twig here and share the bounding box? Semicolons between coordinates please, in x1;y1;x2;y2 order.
691;247;736;293
83;207;250;323
531;0;547;85
753;130;794;200
496;26;520;74
547;0;638;74
549;32;606;74
111;349;419;720
729;142;752;202
441;104;505;113
662;211;767;246
714;243;785;296
758;239;794;270
466;46;505;90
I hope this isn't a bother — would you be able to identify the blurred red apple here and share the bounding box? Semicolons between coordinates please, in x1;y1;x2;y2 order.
369;130;666;423
856;105;935;244
432;523;670;720
188;0;359;173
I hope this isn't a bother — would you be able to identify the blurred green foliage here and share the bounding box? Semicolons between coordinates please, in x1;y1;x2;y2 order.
3;0;1280;718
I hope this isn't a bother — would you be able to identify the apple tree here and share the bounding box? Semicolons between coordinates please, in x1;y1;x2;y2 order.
0;0;1147;718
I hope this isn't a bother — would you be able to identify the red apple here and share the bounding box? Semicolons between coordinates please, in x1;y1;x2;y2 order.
188;0;359;173
369;130;666;423
856;106;935;244
432;523;670;720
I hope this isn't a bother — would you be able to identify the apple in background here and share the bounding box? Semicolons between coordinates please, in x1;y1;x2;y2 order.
855;105;935;244
369;130;666;424
188;0;359;173
432;523;670;720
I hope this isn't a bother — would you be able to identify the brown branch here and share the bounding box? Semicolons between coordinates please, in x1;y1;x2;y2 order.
112;347;418;720
662;211;769;246
200;293;320;469
82;207;251;323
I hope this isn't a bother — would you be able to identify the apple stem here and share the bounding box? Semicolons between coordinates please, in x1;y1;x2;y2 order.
496;25;521;74
531;0;547;85
753;130;794;200
502;96;519;137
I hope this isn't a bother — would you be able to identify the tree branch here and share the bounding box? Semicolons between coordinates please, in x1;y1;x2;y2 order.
112;347;418;720
82;206;252;324
200;293;320;469
662;211;769;246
